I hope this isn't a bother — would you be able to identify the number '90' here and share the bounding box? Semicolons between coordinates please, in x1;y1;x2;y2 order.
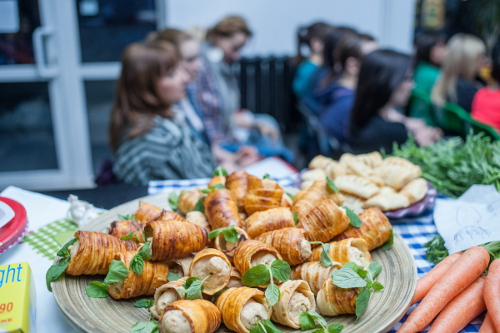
0;302;13;313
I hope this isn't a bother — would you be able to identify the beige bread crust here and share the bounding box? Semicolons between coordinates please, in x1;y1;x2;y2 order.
245;207;295;239
291;261;342;294
299;199;350;243
159;299;222;333
271;280;316;329
255;227;311;266
204;188;242;230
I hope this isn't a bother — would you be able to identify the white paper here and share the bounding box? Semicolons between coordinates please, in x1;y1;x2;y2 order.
244;156;296;178
433;185;500;254
0;0;20;33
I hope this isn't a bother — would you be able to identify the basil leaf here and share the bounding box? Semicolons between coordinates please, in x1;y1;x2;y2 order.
139;242;152;261
332;267;367;288
342;262;359;272
311;329;325;333
327;323;344;333
121;232;137;240
133;299;154;308
168;192;179;211
368;260;382;279
381;229;394;250
249;322;266;333
167;272;181;282
355;287;371;321
46;258;70;292
241;264;271;287
210;184;225;189
286;192;295;200
103;260;129;285
292;212;298;226
357;269;368;279
320;243;334;267
326;177;339;193
213;166;228;177
343;206;362;228
86;281;109;298
372;281;384;291
208;228;223;239
299;312;316;330
193;197;205;214
185;279;204;300
222;225;239;243
306;310;327;329
263;173;271;179
265;283;280;306
130;254;145;275
130;320;159;333
261;319;282;333
118;214;135;221
270;260;291;282
56;238;77;258
183;276;199;288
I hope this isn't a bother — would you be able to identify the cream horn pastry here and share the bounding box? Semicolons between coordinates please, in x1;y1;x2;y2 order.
189;249;231;295
299;199;350;243
226;170;250;211
245;207;295;238
166;255;194;278
255;227;311;266
292;179;344;220
159;299;221;333
244;176;284;215
204;188;242;230
291;261;342;294
317;277;360;316
134;201;163;223
208;174;226;188
154;210;185;223
108;251;169;300
144;220;208;261
108;219;144;242
213;226;249;264
310;238;371;268
186;211;210;232
150;277;188;319
227;267;243;288
215;287;272;333
65;231;138;276
178;189;204;215
333;207;392;250
233;240;283;286
271;280;316;329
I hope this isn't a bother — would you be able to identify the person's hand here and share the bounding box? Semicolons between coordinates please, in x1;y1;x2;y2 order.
413;126;443;146
236;145;261;167
404;117;427;132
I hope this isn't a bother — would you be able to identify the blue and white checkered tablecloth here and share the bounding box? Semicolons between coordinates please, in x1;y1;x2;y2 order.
148;178;483;332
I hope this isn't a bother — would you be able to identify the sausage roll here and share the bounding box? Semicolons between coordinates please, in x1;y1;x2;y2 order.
108;220;144;243
244;176;284;215
189;249;232;295
66;231;138;276
255;228;311;266
310;238;371;268
145;220;208;261
159;299;221;333
204;188;242;230
317;277;360;316
333;207;392;251
108;251;169;300
226;170;250;211
292;180;344;220
134;201;163;223
299;199;350;243
150;277;188;319
291;261;342;294
178;189;204;215
213;226;249;264
215;287;272;333
271;280;316;329
245;207;295;239
233;240;283;286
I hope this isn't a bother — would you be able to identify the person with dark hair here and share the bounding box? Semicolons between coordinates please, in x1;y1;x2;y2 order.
109;41;216;185
472;40;500;131
292;22;334;99
348;49;442;153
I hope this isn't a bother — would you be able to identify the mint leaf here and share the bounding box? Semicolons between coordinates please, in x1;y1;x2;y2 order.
56;238;77;258
118;214;136;221
213;166;228;177
381;229;394;250
133;299;154;308
265;283;280;306
193;197;205;213
241;264;271;287
222;225;239;243
368;261;382;279
355;287;371;321
332;267;367;288
372;282;384;291
320;243;334;267
121;232;137;240
300;312;316;330
130;320;158;333
167;272;181;282
130;254;145;275
270;260;291;282
292;212;298;225
249;322;266;333
312;329;325;333
342;262;359;272
263;173;271;179
168;192;179;211
261;319;282;333
343;206;362;228
46;258;70;292
306;310;328;329
211;184;225;189
208;228;223;239
139;242;152;261
104;260;129;285
327;324;344;333
357;269;368;279
326;177;339;193
86;281;109;298
177;277;204;300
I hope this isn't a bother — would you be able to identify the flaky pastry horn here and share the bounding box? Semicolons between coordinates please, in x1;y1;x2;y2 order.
213;226;249;264
281;193;293;208
159;299;221;333
333;207;392;250
154;210;185;223
215;287;272;333
108;220;144;242
189;249;231;295
65;231;138;276
178;189;204;215
150;277;188;319
226;170;250;211
233;240;283;286
244;176;284;215
299;199;350;243
227;267;243;288
291;261;342;294
271;280;316;329
208;175;226;188
292;180;344;220
204;188;242;230
108;251;169;300
145;220;208;261
166;255;194;277
245;207;295;239
310;238;371;268
134;201;163;223
255;228;311;266
186;211;210;232
317;277;360;316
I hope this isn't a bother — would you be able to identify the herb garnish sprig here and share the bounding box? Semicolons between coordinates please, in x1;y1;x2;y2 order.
308;241;333;267
46;238;77;291
176;275;211;300
241;260;291;306
249;319;282;333
208;224;239;243
86;260;130;298
299;310;343;332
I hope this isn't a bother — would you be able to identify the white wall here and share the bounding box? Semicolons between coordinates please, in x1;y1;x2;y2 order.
165;0;415;56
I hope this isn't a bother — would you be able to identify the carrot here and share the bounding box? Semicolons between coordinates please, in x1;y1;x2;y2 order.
479;313;497;333
484;259;500;331
427;276;486;333
397;246;490;333
411;252;462;305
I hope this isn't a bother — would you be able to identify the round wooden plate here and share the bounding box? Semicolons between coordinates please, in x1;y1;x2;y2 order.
52;191;416;333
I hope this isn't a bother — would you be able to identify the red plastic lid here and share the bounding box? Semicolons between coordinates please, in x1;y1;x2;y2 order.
0;197;29;255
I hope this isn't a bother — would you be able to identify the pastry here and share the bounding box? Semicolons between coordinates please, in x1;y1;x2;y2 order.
292;179;344;220
271;280;316;329
159;299;221;333
245;207;295;239
310;238;371;268
244;176;284;215
226;170;250;211
299;199;350;243
189;249;232;295
255;228;311;266
400;178;428;204
334;175;380;199
291;261;342;294
204;188;242;230
363;192;410;211
178;189;204;215
150;277;188;319
317;277;360;316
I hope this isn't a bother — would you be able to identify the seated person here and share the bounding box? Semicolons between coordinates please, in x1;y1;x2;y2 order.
348;49;442;154
109;41;216;185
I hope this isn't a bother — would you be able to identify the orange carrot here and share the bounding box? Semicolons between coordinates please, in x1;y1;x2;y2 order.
427;276;486;333
479;313;497;333
484;259;500;331
398;246;490;333
411;252;462;305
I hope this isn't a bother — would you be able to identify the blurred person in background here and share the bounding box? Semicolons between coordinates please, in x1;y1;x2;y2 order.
348;49;442;154
431;33;486;112
109;41;215;185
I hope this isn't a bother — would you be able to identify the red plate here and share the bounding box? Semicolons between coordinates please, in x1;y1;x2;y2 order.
0;197;29;255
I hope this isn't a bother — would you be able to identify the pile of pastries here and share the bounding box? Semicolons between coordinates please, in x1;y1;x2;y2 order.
54;170;394;333
302;152;428;213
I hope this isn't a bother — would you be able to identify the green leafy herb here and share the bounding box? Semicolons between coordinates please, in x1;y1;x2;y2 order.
342;262;359;272
299;312;316;330
331;267;367;288
482;241;500;261
355;287;371;321
292;212;298;225
121;232;138;241
46;258;70;292
265;283;280;306
130;320;158;333
241;264;271;287
168;192;179;211
130;242;152;275
249;319;282;333
286;192;295;200
134;299;154;309
118;214;136;221
193;197;205;213
263;173;271;179
176;276;209;300
242;260;291;306
202;183;226;194
368;261;382;279
372;282;384;291
86;281;109;298
326;177;339;193
299;311;343;332
342;206;362;228
213;166;228;177
167;272;181;282
270;260;291;282
103;260;129;285
327;324;344;333
381;229;394;251
423;234;449;264
208;225;239;243
211;287;229;302
56;238;77;257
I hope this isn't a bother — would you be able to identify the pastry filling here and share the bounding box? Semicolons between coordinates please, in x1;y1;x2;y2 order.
241;300;269;330
297;238;312;259
348;247;366;268
161;310;191;333
191;256;230;291
68;240;79;258
156;290;179;315
251;252;277;267
289;291;312;322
